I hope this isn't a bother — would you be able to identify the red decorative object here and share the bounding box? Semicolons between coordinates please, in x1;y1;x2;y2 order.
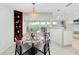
14;10;23;41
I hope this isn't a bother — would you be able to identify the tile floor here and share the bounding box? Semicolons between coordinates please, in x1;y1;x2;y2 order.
0;41;79;55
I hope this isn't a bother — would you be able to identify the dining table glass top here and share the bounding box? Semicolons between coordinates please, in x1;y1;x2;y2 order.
22;30;44;44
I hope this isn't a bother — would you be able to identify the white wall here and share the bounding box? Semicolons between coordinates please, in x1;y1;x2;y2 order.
0;6;14;53
23;13;28;35
23;13;52;22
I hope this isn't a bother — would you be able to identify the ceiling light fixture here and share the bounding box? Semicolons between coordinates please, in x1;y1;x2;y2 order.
31;3;38;21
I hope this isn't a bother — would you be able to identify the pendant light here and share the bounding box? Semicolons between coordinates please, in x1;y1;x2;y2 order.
31;3;38;21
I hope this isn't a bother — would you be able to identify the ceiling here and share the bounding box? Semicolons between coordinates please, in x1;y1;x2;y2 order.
0;3;67;13
0;3;79;20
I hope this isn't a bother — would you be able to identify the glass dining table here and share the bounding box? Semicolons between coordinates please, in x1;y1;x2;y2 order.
22;32;44;55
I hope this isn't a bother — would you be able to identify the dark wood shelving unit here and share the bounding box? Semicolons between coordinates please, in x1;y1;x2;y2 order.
14;10;23;41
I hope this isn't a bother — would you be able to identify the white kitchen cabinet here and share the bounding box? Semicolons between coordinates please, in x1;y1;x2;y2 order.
50;28;73;46
63;30;73;45
50;28;64;46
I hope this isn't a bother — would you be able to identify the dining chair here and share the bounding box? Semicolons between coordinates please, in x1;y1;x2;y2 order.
43;40;50;55
34;32;50;55
15;40;22;55
15;40;31;55
15;31;50;55
34;39;50;55
15;39;50;55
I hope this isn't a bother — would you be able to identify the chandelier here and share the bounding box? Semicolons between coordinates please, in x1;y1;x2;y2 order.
31;3;38;21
